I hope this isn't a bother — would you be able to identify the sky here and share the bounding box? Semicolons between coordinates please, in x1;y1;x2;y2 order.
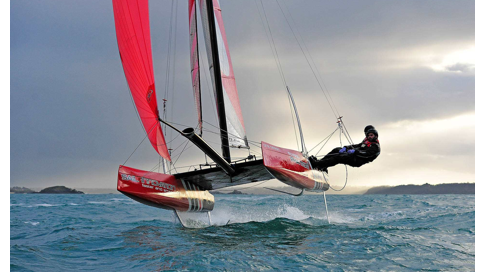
9;0;477;190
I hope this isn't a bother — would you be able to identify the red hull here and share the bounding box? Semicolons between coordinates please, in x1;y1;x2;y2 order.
117;165;214;212
261;142;329;191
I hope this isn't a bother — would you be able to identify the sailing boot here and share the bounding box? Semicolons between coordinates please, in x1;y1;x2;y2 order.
308;156;319;169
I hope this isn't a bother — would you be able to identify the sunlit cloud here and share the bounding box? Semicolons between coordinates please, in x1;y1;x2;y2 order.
380;112;474;154
385;112;474;134
428;47;475;73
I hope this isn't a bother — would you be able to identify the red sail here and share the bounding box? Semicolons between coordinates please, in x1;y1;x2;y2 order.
189;0;202;133
112;0;171;161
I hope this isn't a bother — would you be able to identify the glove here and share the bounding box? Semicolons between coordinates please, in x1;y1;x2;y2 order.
339;147;347;153
347;149;355;154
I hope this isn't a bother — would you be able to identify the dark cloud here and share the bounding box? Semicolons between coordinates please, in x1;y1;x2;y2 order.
10;0;475;188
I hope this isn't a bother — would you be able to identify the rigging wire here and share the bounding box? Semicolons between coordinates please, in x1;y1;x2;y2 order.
168;0;179;152
122;80;144;134
275;0;340;120
163;0;176;104
122;121;158;166
167;138;189;155
279;0;341;119
307;126;339;155
254;0;289;89
202;137;263;156
275;0;357;156
328;124;349;191
265;0;355;194
169;140;191;172
255;0;300;149
201;121;262;151
340;119;354;145
155;118;259;166
161;0;176;173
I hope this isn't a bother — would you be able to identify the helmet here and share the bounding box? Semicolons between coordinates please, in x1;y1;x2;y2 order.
366;128;378;138
364;125;375;134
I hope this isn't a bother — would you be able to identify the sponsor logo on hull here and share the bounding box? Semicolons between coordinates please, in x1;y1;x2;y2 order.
120;173;176;192
118;165;215;212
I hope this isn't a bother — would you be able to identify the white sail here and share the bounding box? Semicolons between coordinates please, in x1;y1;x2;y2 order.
199;0;248;149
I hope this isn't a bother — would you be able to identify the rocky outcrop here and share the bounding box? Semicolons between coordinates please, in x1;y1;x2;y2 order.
38;186;84;194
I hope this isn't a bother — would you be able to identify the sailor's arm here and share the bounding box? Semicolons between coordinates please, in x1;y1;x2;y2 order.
355;144;380;158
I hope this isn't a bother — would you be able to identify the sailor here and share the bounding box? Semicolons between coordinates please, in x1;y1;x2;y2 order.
308;125;380;173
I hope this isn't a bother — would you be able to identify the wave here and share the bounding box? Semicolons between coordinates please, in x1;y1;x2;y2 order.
204;203;312;226
27;203;61;208
88;201;112;205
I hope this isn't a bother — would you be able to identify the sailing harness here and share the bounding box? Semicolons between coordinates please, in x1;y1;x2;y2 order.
356;138;381;162
363;138;378;148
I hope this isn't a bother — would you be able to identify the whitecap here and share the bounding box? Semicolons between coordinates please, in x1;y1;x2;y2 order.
110;198;127;202
277;204;309;221
207;203;311;225
88;201;111;205
29;204;59;207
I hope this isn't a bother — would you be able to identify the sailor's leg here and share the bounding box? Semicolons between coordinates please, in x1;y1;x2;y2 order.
326;147;342;156
310;147;342;168
347;158;368;168
316;155;344;169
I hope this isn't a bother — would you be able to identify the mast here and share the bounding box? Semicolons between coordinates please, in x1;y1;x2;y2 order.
195;1;202;138
205;0;231;162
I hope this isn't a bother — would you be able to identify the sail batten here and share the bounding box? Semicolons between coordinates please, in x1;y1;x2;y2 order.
113;0;171;161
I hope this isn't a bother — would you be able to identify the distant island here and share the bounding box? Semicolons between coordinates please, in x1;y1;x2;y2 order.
39;186;84;194
10;186;36;194
211;189;246;195
365;183;474;195
228;190;245;195
10;186;84;194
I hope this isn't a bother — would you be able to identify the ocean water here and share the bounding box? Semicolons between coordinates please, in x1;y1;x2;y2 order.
11;194;474;271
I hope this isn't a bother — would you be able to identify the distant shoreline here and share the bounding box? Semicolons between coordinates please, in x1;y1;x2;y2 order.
10;186;84;194
364;183;474;195
11;182;474;195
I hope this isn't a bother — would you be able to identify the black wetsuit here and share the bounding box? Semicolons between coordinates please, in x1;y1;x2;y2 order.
312;138;380;170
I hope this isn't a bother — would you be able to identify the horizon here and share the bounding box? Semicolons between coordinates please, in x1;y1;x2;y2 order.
12;180;475;192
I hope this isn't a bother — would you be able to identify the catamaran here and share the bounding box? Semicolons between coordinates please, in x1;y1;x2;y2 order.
113;0;350;227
